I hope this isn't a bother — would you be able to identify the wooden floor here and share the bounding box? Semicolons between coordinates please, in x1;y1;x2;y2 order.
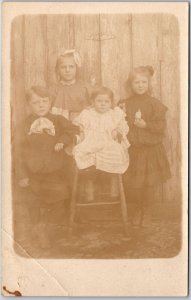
13;201;181;259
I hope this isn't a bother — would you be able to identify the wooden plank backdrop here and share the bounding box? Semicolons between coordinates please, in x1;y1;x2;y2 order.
11;14;181;203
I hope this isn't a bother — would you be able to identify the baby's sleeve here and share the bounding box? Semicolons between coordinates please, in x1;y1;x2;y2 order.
113;107;130;148
114;107;129;135
73;109;90;130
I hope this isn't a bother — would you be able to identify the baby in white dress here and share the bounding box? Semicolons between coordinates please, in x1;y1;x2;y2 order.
73;86;130;174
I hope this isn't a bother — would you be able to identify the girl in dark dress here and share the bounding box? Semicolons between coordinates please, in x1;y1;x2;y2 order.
123;66;171;227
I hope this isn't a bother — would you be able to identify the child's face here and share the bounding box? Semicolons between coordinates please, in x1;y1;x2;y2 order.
131;74;149;95
58;56;77;82
94;94;112;113
29;94;51;117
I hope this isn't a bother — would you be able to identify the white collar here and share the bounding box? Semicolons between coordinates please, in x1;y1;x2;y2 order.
60;79;76;86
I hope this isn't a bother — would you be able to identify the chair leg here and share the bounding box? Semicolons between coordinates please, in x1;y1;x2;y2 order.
118;174;128;236
68;166;78;236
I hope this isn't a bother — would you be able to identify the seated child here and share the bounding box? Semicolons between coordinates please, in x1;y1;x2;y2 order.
14;86;79;249
72;86;130;201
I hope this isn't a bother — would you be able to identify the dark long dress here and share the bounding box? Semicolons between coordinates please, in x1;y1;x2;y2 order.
124;93;171;190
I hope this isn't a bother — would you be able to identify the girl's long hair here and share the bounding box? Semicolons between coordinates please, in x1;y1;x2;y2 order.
125;65;154;96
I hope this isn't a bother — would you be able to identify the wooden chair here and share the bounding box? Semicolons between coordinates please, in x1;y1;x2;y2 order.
68;164;129;236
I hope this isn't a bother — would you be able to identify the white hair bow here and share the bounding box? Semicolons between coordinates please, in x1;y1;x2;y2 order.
59;49;82;67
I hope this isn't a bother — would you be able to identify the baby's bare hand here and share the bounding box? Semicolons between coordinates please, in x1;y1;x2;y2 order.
134;118;147;128
55;143;64;152
18;178;29;187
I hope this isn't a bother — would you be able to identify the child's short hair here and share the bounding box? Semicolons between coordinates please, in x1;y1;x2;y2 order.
126;65;154;95
26;86;51;103
91;86;114;103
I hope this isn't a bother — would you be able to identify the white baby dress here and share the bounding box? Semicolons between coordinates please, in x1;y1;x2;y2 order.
73;107;130;174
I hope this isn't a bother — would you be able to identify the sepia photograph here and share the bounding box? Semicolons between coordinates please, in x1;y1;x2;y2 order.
2;2;188;297
11;12;181;259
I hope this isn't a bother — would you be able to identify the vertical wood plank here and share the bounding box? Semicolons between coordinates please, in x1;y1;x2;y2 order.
131;14;161;99
100;14;132;102
46;15;71;86
68;15;75;49
24;15;47;89
74;14;101;86
160;14;180;202
11;16;26;125
119;14;133;99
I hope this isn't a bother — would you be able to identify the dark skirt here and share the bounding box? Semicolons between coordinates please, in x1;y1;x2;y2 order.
123;143;171;189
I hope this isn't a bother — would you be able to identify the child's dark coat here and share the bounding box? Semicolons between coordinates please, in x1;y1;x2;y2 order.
14;112;79;204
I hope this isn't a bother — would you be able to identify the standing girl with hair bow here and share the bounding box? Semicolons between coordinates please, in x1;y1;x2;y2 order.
50;49;91;121
49;49;92;204
123;65;171;228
